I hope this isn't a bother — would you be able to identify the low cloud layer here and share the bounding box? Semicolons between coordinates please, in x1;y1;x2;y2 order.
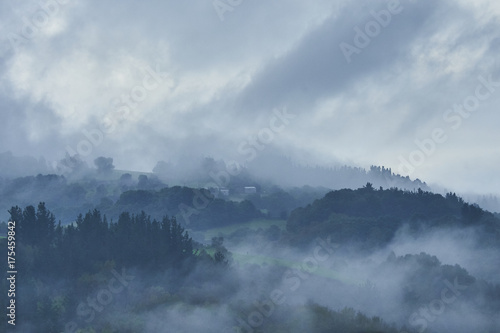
1;0;500;195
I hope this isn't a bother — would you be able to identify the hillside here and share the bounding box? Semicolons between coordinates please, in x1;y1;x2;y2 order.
287;184;500;248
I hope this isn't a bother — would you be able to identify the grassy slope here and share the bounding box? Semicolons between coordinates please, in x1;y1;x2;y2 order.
199;218;287;242
198;218;359;284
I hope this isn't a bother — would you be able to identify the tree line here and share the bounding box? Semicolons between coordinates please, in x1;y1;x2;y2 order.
8;203;194;279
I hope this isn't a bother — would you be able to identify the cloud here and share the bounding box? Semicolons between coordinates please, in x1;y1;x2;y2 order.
0;0;499;195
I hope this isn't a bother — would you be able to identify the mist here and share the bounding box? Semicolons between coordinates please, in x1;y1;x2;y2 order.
1;0;500;332
46;220;499;333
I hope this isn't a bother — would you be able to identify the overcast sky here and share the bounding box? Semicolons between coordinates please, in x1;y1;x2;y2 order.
0;0;499;195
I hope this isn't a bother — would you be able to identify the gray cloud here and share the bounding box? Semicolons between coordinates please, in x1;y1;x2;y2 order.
0;0;499;194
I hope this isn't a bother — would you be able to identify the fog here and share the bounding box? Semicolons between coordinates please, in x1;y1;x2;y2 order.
3;165;499;331
1;0;500;332
51;221;499;333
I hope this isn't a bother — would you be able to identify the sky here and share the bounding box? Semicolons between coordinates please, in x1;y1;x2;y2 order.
0;0;499;195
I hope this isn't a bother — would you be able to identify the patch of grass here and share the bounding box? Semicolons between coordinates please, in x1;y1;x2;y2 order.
196;220;358;285
200;246;357;285
202;219;287;242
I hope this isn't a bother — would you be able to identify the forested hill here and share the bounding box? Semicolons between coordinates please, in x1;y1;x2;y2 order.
287;184;500;247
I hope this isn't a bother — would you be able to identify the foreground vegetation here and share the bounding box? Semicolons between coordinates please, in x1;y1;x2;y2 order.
1;182;499;332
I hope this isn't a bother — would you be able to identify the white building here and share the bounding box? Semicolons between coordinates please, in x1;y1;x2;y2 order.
244;186;257;194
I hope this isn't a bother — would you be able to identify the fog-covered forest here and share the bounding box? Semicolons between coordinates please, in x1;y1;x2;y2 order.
0;151;499;332
2;0;500;332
